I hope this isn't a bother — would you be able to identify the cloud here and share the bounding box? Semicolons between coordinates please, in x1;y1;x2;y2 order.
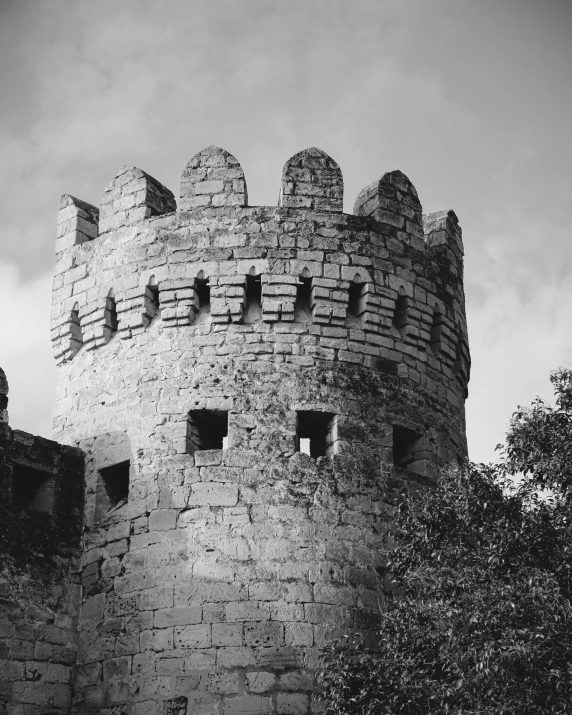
466;206;572;462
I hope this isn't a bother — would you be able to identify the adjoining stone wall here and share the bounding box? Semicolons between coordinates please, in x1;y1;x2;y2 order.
46;145;470;715
0;371;84;715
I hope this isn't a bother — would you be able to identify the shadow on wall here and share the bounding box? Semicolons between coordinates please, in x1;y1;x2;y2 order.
84;431;134;524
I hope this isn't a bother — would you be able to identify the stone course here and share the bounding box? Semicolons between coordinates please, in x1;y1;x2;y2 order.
1;144;470;715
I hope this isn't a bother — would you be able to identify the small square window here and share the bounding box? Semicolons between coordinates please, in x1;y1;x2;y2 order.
12;463;54;513
393;425;420;470
187;410;228;453
98;461;130;512
296;411;336;458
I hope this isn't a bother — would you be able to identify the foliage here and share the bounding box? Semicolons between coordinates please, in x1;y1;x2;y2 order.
317;369;572;715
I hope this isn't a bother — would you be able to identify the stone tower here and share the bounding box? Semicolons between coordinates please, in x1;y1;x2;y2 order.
49;145;470;715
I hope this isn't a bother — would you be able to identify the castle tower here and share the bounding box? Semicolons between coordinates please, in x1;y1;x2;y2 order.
50;146;470;715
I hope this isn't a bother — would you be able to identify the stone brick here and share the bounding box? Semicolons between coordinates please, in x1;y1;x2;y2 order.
189;483;238;507
223;695;272;715
212;623;243;647
225;602;269;623
244;622;284;647
277;693;309;714
149;509;178;531
154;606;202;628
174;625;211;649
246;671;276;694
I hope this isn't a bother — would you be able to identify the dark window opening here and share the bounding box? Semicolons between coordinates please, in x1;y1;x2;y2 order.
453;334;466;380
375;357;398;375
430;308;445;356
393;425;420;470
294;275;313;323
70;303;83;355
187;410;228;453
194;275;211;323
296;411;335;459
12;463;54;513
392;294;409;333
244;274;262;323
347;281;366;327
99;461;130;511
144;279;160;324
104;292;119;341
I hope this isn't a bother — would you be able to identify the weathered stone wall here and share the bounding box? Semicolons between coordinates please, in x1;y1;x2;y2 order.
0;371;84;715
49;146;470;715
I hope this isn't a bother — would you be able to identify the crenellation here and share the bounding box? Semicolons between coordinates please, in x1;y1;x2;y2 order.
279;148;343;213
180;146;248;212
56;195;99;255
99;167;176;235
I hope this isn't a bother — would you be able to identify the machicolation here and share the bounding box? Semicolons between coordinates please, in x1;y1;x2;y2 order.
1;144;470;715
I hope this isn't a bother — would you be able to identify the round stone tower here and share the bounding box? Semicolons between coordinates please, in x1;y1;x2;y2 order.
50;145;470;715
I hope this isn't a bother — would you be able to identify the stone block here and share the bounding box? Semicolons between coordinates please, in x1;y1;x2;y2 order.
102;656;131;681
140;628;174;652
246;671;276;694
216;647;256;669
223;695;272;715
154;606;202;628
206;671;239;694
226;602;268;623
244;622;284;647
149;509;178;531
174;625;211;649
284;623;313;647
277;693;309;714
189;483;238;507
212;623;243;647
304;604;351;625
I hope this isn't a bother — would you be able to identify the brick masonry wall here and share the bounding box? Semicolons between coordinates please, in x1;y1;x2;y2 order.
0;373;84;715
48;146;470;715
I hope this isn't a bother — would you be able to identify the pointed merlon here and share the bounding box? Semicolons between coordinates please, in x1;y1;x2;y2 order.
180;146;248;211
423;210;463;255
99;167;176;234
353;170;423;242
56;195;99;254
279;147;343;213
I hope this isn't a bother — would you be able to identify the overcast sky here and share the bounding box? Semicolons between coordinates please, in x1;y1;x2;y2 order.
1;0;571;462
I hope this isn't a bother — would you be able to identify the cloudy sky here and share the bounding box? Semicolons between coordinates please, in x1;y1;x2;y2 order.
1;0;571;462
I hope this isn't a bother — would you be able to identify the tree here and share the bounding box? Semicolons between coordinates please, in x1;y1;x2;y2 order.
317;368;572;715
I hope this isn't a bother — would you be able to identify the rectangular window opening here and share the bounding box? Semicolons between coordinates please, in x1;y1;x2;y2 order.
187;410;228;453
99;461;130;511
244;274;262;323
393;425;420;470
296;411;336;459
375;358;398;375
194;277;211;322
104;294;119;341
143;284;160;326
347;281;366;327
430;310;445;356
12;463;54;513
392;295;409;332
294;276;313;323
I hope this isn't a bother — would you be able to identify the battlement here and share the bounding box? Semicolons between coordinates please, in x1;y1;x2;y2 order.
0;369;84;520
50;146;469;407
